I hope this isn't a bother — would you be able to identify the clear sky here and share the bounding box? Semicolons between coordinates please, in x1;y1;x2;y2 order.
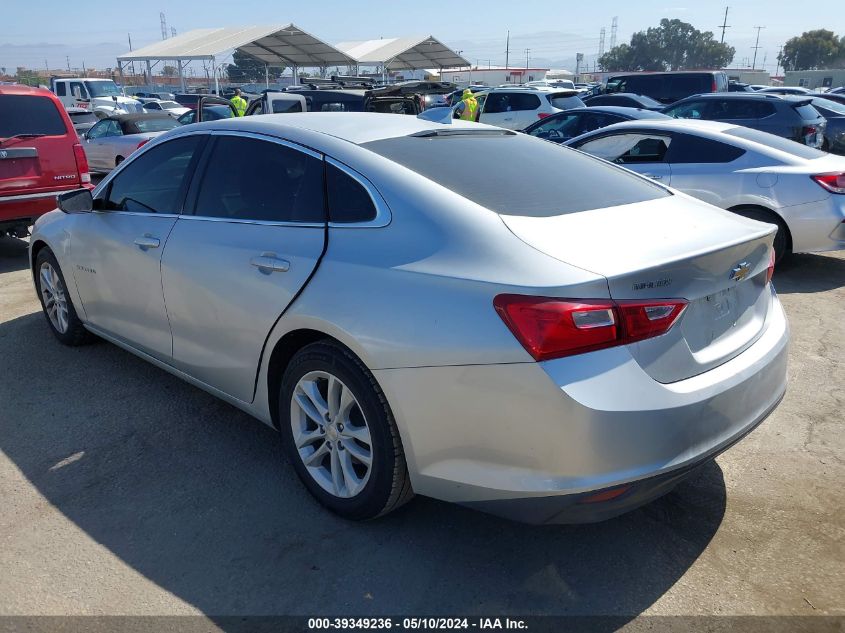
2;0;840;74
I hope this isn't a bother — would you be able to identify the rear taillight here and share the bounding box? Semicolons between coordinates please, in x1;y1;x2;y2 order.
72;143;90;184
801;125;820;147
712;79;718;92
493;295;687;361
811;172;845;194
537;112;552;119
766;247;776;284
136;139;150;150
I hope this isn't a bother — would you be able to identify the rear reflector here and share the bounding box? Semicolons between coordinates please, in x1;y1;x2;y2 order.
579;484;632;504
812;173;845;194
537;112;553;119
136;139;150;150
767;247;775;284
72;143;90;184
493;295;687;361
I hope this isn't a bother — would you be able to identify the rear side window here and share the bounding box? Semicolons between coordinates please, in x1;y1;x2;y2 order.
327;163;377;223
484;92;541;113
104;136;203;213
272;100;303;113
709;99;776;120
666;134;746;163
724;126;827;159
362;132;669;217
548;93;585;109
194;136;325;223
0;95;67;137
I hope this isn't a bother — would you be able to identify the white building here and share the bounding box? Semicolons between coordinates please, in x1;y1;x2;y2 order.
438;66;551;88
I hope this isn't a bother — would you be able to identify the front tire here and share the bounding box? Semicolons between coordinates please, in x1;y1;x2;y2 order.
34;248;95;346
279;341;413;520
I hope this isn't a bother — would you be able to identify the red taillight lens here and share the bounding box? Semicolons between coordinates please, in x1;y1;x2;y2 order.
811;172;845;194
493;295;687;361
766;247;775;284
72;143;90;184
537;112;552;119
136;139;150;150
712;79;718;92
615;300;688;344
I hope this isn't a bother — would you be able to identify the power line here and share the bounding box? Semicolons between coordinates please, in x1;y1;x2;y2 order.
719;7;731;44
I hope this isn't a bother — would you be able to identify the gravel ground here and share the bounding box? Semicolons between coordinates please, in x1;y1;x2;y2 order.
0;235;842;625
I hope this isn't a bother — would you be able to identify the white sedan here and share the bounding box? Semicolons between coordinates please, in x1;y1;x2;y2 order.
142;100;190;118
566;119;845;261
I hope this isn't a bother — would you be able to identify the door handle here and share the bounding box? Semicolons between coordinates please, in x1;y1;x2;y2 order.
250;255;290;273
134;235;160;250
643;173;663;180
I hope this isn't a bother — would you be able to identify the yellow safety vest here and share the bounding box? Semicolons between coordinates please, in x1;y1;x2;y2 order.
460;96;478;121
232;95;247;117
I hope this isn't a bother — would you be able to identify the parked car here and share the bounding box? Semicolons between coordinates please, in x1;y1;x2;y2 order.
728;81;754;92
583;93;664;110
66;107;99;137
142;100;190;118
566;119;845;260
0;85;91;237
173;93;204;109
82;113;180;172
804;97;845;154
245;92;308;115
829;87;845;95
31;113;788;524
758;87;811;96
522;106;670;142
604;71;729;104
662;93;826;148
815;93;845;107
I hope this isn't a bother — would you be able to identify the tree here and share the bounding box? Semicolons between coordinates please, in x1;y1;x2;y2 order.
226;50;284;83
599;19;735;71
162;65;177;77
778;30;844;71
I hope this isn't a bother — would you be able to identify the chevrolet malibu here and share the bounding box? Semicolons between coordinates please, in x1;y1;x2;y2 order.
29;113;789;524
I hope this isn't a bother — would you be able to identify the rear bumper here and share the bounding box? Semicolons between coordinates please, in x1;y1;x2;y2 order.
784;196;845;253
374;287;789;524
0;185;91;228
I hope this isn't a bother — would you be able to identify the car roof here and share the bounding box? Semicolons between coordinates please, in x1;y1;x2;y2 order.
675;92;783;101
0;84;55;97
589;93;656;99
607;70;722;76
578;106;669;117
173;112;482;146
107;113;175;122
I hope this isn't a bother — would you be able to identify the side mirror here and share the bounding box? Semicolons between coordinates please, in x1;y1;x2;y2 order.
57;189;93;214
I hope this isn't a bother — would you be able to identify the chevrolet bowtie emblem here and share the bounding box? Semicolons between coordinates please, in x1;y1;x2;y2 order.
729;261;752;282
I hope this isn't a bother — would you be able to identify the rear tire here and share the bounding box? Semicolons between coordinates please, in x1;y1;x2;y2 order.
34;248;96;346
279;341;413;520
730;206;790;263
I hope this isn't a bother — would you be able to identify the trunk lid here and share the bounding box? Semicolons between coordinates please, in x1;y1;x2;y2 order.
501;195;775;383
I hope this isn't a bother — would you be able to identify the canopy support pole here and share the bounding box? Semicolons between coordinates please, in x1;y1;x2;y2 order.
213;56;219;96
265;63;269;88
146;60;152;90
178;60;186;93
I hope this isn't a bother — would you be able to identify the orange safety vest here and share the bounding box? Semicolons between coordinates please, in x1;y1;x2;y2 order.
460;96;478;121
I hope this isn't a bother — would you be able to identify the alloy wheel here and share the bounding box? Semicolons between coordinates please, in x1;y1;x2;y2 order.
290;371;373;498
39;262;69;334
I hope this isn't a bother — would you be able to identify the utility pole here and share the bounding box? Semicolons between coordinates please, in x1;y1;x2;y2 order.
775;45;783;76
44;59;49;74
752;26;765;69
66;56;70;72
719;7;730;44
524;48;530;69
505;30;510;69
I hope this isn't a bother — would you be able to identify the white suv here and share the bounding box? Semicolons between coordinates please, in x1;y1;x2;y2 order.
478;87;585;130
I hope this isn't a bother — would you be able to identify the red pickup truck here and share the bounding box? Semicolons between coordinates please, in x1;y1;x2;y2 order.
0;85;92;237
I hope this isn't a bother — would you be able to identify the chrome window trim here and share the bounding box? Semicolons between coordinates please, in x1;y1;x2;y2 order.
0;189;82;202
177;215;324;228
325;157;392;229
92;211;180;219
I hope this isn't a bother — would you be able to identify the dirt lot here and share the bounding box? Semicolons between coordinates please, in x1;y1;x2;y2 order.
0;234;842;624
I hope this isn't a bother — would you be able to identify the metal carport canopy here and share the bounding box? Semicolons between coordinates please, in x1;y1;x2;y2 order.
117;24;356;66
335;36;470;70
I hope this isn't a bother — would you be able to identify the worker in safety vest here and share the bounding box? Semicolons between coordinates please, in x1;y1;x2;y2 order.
454;89;478;121
231;88;247;117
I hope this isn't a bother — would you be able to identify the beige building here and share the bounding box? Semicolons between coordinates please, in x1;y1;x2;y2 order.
438;67;551;87
784;69;845;90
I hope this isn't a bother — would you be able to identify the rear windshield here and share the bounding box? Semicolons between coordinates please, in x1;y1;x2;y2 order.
793;103;822;121
131;118;180;133
0;95;67;137
813;98;845;115
362;132;669;217
724;126;826;159
68;111;98;123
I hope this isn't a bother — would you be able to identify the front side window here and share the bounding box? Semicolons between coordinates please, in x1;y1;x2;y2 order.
194;136;325;223
103;136;203;214
272;100;303;113
576;133;672;164
70;82;85;99
55;83;67;96
527;113;584;140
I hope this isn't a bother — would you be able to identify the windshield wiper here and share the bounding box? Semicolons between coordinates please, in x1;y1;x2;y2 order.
410;128;516;138
0;133;46;147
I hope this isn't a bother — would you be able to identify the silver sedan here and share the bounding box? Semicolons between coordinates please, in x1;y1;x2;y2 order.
29;113;788;523
565;119;845;261
82;113;181;173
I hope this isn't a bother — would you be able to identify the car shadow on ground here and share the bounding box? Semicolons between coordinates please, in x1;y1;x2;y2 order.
0;311;727;627
0;236;29;274
774;252;845;294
